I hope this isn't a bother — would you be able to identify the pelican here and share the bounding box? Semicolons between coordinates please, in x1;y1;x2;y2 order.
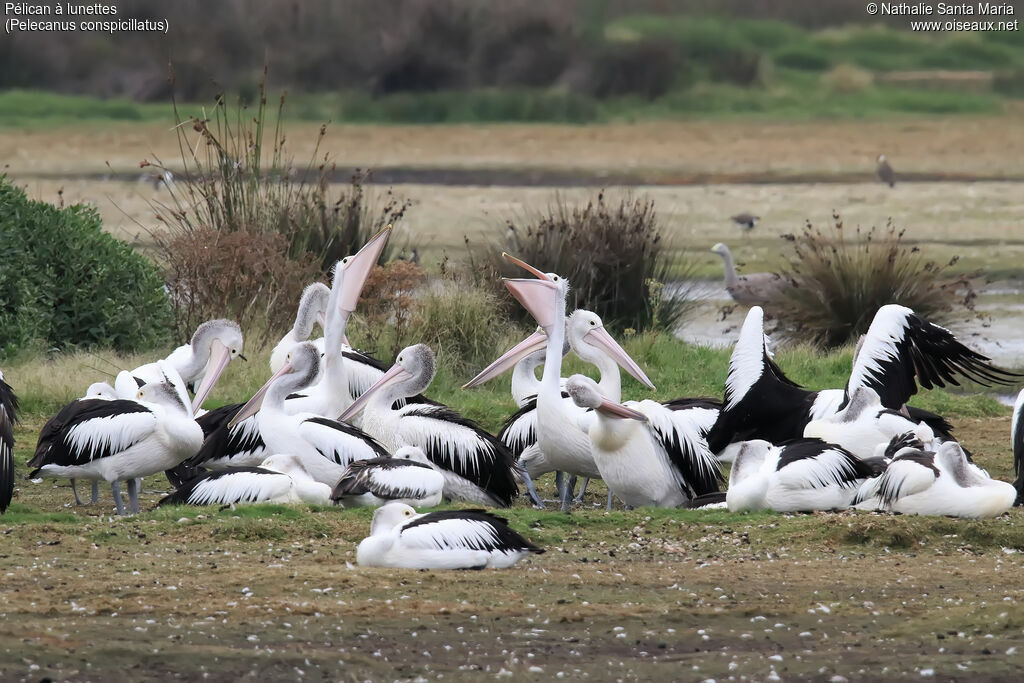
854;441;1015;518
356;503;544;570
227;342;388;486
467;255;654;511
726;438;881;513
706;305;1018;454
270;282;330;373
0;370;18;513
116;319;245;415
331;446;445;508
158;454;332;507
189;228;391;471
804;386;935;460
563;374;721;508
67;381;121;505
339;344;519;507
29;368;203;515
709;243;787;306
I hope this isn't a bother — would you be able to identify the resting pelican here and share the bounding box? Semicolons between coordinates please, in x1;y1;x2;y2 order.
564;375;721;508
158;454;332;507
854;441;1014;518
339;344;519;507
356;503;544;570
270;282;330;373
0;370;18;513
726;438;881;513
228;342;388;486
706;305;1017;454
331;446;445;508
29;368;203;515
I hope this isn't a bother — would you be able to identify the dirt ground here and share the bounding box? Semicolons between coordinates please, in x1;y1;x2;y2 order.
3;416;1024;682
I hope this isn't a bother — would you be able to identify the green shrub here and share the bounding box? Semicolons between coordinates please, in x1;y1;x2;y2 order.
474;192;696;334
765;214;976;349
774;44;830;71
0;176;172;357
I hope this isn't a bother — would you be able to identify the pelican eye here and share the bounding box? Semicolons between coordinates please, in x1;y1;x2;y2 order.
342;256;351;265
590;320;596;326
136;389;146;399
403;510;412;516
552;275;559;281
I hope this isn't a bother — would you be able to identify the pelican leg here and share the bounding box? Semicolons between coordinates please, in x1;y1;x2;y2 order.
520;469;545;508
606;489;614;511
135;478;143;495
127;478;141;515
111;481;126;516
560;475;577;513
573;477;591;503
90;480;99;504
71;479;84;506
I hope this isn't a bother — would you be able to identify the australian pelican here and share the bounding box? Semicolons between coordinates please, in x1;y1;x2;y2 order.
1013;389;1024;504
158;454;332;507
29;368;203;515
356;503;544;570
564;374;722;508
854;440;1015;518
228;342;388;486
726;438;882;513
331;446;445;508
0;370;18;513
340;344;519;507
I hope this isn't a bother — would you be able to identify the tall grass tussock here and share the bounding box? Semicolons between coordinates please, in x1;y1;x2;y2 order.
766;213;975;348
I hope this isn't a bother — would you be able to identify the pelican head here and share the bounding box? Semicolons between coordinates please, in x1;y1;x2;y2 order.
338;344;436;422
189;319;245;415
564;374;647;421
394;446;432;466
567;310;655;389
260;453;312;478
370;501;418;535
228;342;322;428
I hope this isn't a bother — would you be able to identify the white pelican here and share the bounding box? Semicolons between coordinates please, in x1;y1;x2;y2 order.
706;305;1016;454
158;454;332;507
66;381;122;505
188;228;391;472
467;255;654;511
331;446;445;508
726;438;882;513
356;503;544;570
0;370;18;513
270;282;330;373
564;374;722;508
340;344;520;507
804;386;935;461
854;441;1015;518
29;368;203;515
117;319;245;415
228;342;389;486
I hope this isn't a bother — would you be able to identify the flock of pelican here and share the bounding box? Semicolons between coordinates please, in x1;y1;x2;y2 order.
1;227;1022;570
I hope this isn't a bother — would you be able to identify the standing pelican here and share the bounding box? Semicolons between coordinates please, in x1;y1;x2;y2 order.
29;368;203;515
356;503;544;570
564;375;721;508
0;370;18;513
340;344;519;507
227;342;388;486
1013;389;1024;505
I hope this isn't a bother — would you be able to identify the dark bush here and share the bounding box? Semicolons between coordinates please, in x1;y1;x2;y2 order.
583;40;686;99
0;176;172;357
765;214;976;349
774;45;830;71
475;192;695;334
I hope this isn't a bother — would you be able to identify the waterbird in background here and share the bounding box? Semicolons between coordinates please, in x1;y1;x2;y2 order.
356;503;544;569
877;154;895;187
29;368;203;515
709;243;788;306
730;212;760;232
0;370;18;513
340;343;520;508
